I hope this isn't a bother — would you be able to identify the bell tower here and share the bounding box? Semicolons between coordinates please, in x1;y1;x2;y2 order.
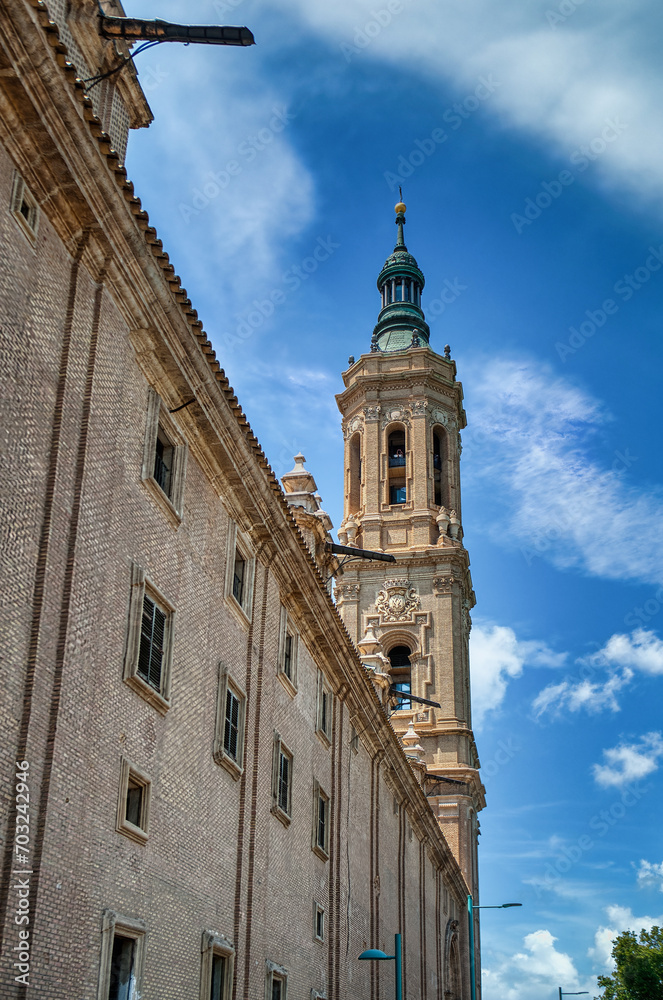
335;201;485;902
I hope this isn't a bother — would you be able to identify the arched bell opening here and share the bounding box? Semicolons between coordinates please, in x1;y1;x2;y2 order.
348;432;362;515
432;424;448;508
388;644;412;710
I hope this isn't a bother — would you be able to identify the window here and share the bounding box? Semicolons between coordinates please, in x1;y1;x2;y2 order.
313;902;325;942
116;757;151;844
138;593;166;692
433;427;446;506
123;563;174;714
316;670;333;746
390;484;407;504
10;171;38;243
154;428;173;497
389;645;412;711
312;781;330;860
200;931;235;1000
97;910;146;1000
271;733;292;825
233;551;245;604
388;428;406;467
277;606;298;694
265;961;288;1000
214;665;246;779
348;432;362;515
225;521;255;621
109;934;135;1000
141;388;188;523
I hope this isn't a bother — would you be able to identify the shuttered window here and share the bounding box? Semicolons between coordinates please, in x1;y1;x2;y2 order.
138;595;166;691
224;689;240;761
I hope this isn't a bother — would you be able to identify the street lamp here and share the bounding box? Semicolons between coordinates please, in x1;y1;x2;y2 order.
467;897;522;1000
558;991;589;999
358;933;402;1000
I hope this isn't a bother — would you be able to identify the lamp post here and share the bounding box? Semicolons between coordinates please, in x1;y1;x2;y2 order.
358;933;402;1000
467;897;522;1000
558;991;589;999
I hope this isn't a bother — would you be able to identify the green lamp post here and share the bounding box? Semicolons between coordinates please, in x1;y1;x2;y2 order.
467;897;522;1000
358;933;402;1000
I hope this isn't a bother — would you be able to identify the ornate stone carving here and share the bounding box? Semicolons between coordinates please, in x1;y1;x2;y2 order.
343;414;364;439
381;405;411;429
411;399;428;417
433;576;457;595
457;430;463;456
462;598;473;634
363;404;381;422
430;408;457;432
430;408;449;427
375;579;421;621
335;583;360;601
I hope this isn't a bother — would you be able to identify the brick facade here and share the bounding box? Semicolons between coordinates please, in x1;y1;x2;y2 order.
0;2;473;998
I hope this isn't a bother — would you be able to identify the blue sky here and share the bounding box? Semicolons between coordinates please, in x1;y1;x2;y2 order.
123;2;663;996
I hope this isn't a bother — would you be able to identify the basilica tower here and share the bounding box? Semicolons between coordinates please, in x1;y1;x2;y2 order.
335;202;485;903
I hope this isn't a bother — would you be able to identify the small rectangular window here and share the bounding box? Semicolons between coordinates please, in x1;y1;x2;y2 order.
214;666;246;779
233;551;245;605
316;670;333;745
278;752;290;813
225;522;255;621
10;171;38;243
125;779;143;828
312;781;330;860
283;634;293;678
116;758;151;844
154;429;174;498
314;903;325;942
141;388;188;522
277;606;298;694
271;733;292;825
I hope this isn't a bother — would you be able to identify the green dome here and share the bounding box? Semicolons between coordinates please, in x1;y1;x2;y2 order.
371;207;429;353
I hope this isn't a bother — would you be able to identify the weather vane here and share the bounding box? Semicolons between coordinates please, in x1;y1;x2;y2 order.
85;3;254;91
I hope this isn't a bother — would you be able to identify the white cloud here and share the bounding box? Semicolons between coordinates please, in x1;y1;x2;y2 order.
532;668;633;718
592;733;663;788
589;904;663;970
483;929;591;1000
263;0;663;214
636;859;663;891
470;622;565;728
462;358;663;588
532;628;663;718
589;628;663;675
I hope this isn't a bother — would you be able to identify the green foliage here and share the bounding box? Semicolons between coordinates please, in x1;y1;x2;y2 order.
596;926;663;1000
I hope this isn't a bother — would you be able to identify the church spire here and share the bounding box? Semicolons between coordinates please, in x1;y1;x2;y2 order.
371;200;430;353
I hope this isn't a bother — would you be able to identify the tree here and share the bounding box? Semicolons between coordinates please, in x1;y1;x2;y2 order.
596;926;663;1000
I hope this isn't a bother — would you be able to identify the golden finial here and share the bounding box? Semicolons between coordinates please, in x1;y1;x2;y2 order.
395;186;406;215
